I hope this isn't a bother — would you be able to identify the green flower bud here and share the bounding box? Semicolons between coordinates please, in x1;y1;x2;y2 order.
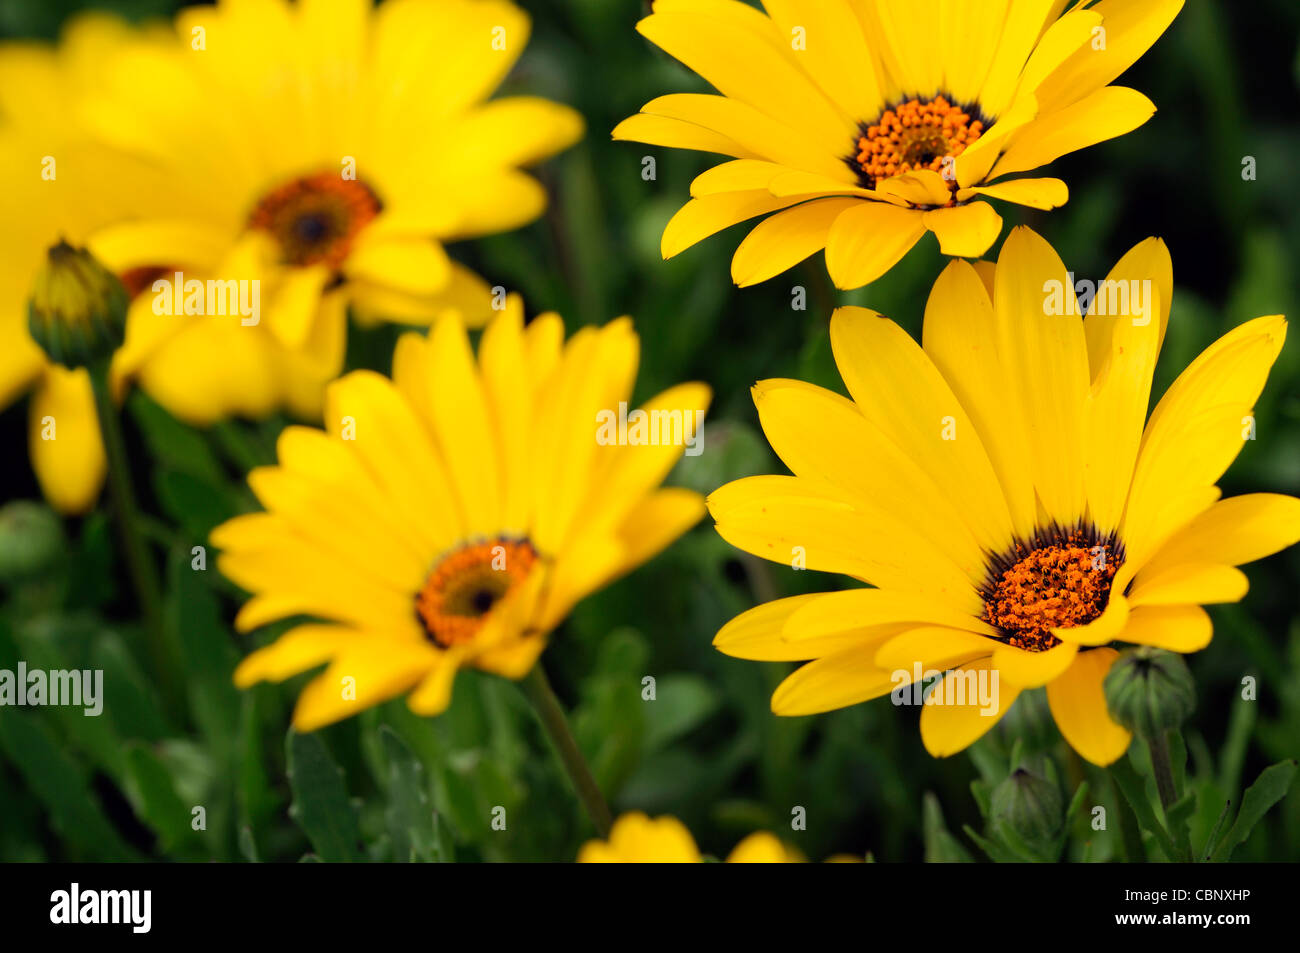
989;766;1065;859
1104;646;1196;738
0;501;65;583
27;240;128;370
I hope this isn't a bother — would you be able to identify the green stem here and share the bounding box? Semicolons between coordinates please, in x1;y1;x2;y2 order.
1147;730;1179;812
520;664;612;837
1111;770;1147;863
89;367;177;713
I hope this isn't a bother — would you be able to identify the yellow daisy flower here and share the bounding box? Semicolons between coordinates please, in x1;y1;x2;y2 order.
213;298;710;730
709;226;1298;766
614;0;1182;289
578;812;802;863
2;14;355;513
76;0;584;384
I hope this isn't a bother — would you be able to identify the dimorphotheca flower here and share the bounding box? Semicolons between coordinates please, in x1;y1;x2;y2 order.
0;14;336;512
710;227;1297;765
578;812;804;863
615;0;1182;289
214;299;710;729
78;0;583;364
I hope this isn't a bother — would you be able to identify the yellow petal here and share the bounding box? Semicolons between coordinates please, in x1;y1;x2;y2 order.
1034;0;1185;112
752;377;985;582
612;112;759;159
708;475;984;615
785;586;993;643
578;812;701;863
919;657;1017;757
990;86;1156;180
419;315;502;536
714;594;847;662
992;639;1079;689
731;197;859;287
824;202;926;289
992;226;1090;525
28;366;105;515
1083;273;1162;533
1120;604;1213;652
725;831;799;863
873;627;995;672
922;201;1003;257
1045;647;1131;766
921;260;1037;539
344;234;451;297
830;306;1015;556
1121;316;1287;569
1139;494;1300;576
638;93;850;180
635;11;852;160
323;370;465;555
967;177;1068;210
1054;593;1130;646
233;623;349;686
771;646;905;716
292;640;437;731
661;190;803;260
1128;563;1249;607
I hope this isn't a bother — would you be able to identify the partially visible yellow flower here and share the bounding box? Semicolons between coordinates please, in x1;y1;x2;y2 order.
709;227;1298;765
0;15;208;513
79;0;583;371
615;0;1182;289
213;299;710;730
578;813;803;863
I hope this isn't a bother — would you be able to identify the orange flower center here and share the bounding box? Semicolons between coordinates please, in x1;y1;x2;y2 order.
248;172;381;268
415;539;538;647
851;95;984;191
982;529;1121;652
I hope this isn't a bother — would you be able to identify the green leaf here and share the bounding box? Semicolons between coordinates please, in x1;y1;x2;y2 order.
128;392;226;484
286;730;364;863
156;469;242;543
923;792;973;862
1209;760;1298;862
123;742;196;854
962;824;1018;864
1110;757;1181;862
380;726;440;863
238;825;260;863
0;712;135;861
642;674;718;753
166;549;241;761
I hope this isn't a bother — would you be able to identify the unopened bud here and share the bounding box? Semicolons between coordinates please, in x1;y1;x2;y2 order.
27;240;128;370
0;501;64;583
1104;646;1195;738
989;766;1064;859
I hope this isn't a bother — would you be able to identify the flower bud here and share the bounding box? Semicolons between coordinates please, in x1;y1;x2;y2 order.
989;766;1064;859
1104;646;1196;738
0;501;65;583
27;240;128;370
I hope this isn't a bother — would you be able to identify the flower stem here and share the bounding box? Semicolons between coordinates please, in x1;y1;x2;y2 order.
89;369;176;712
520;664;612;837
1147;729;1179;812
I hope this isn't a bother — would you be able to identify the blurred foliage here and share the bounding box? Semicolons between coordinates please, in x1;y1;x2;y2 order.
1;0;1298;862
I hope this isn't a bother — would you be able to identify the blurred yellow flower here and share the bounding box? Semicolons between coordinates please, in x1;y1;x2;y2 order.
213;299;710;730
0;15;317;513
78;0;583;355
710;227;1298;765
615;0;1182;289
578;812;802;863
